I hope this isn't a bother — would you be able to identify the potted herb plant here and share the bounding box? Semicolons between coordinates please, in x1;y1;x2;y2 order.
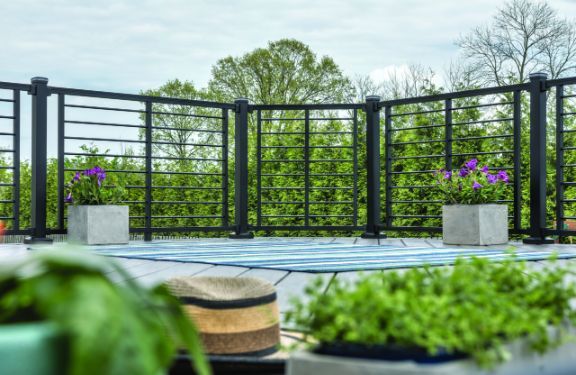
285;257;576;375
0;247;210;375
435;158;510;245
66;166;129;245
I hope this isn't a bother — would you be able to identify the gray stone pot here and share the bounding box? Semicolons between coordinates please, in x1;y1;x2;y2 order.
68;205;129;245
287;338;576;375
442;204;508;245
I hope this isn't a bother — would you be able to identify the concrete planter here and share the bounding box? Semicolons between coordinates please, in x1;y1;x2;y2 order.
68;205;129;245
287;338;576;375
442;204;508;245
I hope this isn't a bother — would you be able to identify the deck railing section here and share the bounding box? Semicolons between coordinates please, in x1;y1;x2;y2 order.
50;85;233;241
1;74;575;243
380;82;529;236
0;81;28;235
250;104;363;233
549;76;576;239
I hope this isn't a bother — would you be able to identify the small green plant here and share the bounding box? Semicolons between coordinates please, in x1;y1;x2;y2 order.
0;248;210;375
285;256;576;369
66;166;125;205
434;158;510;204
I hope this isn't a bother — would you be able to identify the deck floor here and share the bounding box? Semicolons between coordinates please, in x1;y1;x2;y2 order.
3;237;576;364
2;237;576;315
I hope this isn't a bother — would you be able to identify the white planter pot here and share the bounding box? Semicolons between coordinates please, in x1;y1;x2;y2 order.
287;338;576;375
442;204;508;245
68;205;129;245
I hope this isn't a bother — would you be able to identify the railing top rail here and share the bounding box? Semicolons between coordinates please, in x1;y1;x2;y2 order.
546;76;576;88
379;82;530;108
49;85;236;110
250;103;363;111
0;81;32;91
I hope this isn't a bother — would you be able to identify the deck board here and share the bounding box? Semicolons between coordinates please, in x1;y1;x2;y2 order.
239;268;289;285
4;238;576;316
135;262;215;286
275;271;334;312
192;265;251;277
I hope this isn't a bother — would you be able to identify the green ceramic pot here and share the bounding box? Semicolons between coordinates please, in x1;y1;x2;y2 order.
0;322;67;375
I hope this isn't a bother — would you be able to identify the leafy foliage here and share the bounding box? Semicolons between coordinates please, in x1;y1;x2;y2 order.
285;257;576;369
66;165;125;205
0;248;210;375
208;39;353;104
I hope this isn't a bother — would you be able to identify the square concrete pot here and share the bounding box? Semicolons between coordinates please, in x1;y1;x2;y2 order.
442;204;508;245
68;205;129;245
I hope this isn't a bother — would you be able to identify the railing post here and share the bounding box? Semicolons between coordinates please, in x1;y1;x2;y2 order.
523;72;554;244
144;100;153;241
362;95;384;238
230;98;254;239
24;77;53;244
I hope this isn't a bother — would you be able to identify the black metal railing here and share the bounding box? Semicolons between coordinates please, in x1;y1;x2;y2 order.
251;104;363;233
0;73;575;243
0;82;27;235
380;83;527;236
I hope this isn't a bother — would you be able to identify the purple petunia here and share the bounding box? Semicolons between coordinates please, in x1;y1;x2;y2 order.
481;165;489;174
486;173;498;184
465;158;478;170
459;168;469;177
84;166;107;186
444;171;452;179
497;170;509;183
472;181;482;190
65;192;73;203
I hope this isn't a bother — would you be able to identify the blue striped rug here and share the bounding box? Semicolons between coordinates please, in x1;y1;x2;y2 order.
91;240;576;273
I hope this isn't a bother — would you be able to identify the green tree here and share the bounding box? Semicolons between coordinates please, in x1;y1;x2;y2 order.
208;39;353;104
140;79;222;162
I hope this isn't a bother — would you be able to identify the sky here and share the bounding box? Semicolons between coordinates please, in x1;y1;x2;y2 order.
1;0;575;94
1;0;576;160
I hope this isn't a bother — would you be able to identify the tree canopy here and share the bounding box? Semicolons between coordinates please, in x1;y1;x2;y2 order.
208;39;353;104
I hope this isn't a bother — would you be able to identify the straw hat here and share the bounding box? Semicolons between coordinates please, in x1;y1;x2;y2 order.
166;276;280;356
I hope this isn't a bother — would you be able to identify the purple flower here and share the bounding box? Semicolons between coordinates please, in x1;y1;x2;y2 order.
458;168;469;177
486;173;498;184
73;171;81;181
65;192;73;203
481;165;489;174
497;170;509;183
472;181;482;190
465;158;478;170
444;171;452;179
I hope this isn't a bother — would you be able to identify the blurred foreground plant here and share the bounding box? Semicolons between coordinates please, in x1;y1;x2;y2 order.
0;248;210;375
286;256;576;369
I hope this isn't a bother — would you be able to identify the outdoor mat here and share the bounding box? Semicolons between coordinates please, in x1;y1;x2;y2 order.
90;240;576;273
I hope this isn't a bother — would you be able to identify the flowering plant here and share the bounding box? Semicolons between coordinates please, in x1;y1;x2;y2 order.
65;166;125;205
434;159;510;205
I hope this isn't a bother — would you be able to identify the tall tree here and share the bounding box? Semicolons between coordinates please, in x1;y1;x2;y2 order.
140;80;221;162
380;64;440;99
457;0;576;85
208;39;353;104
